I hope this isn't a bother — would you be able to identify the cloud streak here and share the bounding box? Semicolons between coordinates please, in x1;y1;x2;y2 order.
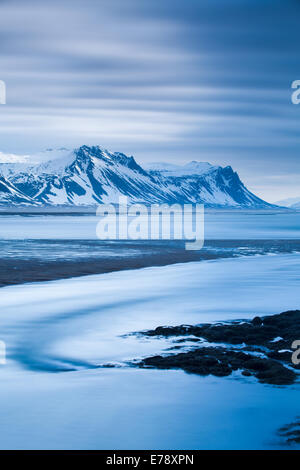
0;0;299;200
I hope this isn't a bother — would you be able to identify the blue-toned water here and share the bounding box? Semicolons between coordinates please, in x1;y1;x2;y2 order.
0;211;299;449
0;210;299;240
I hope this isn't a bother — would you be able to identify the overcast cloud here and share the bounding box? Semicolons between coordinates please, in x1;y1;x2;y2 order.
0;0;299;201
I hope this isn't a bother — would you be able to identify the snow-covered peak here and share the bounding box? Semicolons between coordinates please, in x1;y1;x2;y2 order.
0;148;71;165
0;148;75;178
34;150;75;174
146;161;217;177
0;144;275;208
0;145;145;180
275;197;300;208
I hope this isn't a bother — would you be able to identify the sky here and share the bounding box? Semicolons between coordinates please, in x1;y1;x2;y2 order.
0;0;299;202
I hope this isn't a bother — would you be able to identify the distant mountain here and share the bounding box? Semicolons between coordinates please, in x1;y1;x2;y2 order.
0;145;275;208
275;197;300;209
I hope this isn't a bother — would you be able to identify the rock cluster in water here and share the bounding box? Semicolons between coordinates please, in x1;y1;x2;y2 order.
136;310;300;385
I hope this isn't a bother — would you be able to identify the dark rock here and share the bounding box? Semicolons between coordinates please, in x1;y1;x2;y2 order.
138;346;297;385
252;316;263;326
135;310;300;386
278;419;300;444
242;370;252;377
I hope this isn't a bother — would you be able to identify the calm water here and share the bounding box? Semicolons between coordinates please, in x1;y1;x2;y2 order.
0;210;299;240
0;254;299;449
0;211;299;449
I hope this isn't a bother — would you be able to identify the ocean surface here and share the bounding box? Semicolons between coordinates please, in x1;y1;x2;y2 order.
0;210;299;449
0;210;299;240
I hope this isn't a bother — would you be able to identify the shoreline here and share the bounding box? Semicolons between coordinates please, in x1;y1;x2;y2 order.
0;238;299;288
0;207;296;215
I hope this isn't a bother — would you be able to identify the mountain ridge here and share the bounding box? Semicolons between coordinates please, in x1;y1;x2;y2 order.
275;197;300;209
0;145;275;208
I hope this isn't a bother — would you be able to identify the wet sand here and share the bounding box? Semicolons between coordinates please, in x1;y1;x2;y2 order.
1;239;299;287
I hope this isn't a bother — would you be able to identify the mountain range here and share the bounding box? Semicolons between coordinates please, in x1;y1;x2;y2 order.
0;145;275;208
275;197;300;209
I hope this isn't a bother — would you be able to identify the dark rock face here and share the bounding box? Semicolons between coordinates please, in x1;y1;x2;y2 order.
278;419;300;445
136;310;300;385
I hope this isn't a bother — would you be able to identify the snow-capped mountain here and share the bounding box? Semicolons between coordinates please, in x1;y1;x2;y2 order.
146;161;273;207
0;175;38;206
145;161;214;177
275;197;300;209
0;145;274;208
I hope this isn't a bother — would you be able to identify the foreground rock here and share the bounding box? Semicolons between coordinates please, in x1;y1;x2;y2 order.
136;310;300;385
278;419;300;444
